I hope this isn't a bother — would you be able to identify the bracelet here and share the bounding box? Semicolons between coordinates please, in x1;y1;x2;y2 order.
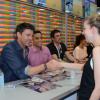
44;63;47;71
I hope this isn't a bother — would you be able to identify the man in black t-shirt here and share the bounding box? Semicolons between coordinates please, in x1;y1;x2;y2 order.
47;30;76;62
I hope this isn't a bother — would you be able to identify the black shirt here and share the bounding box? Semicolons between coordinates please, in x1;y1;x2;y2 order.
47;42;67;60
87;44;93;58
79;54;95;100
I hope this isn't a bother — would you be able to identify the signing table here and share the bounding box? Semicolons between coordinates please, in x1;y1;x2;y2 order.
0;70;82;100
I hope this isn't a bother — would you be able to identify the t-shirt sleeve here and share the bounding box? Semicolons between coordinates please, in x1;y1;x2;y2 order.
47;44;57;55
62;43;67;52
73;47;80;60
45;47;52;61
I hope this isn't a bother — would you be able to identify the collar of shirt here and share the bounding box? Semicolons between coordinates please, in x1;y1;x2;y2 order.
14;40;29;59
54;43;62;58
14;40;23;52
29;46;43;53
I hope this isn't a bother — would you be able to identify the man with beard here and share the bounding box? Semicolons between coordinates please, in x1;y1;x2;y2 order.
47;30;76;62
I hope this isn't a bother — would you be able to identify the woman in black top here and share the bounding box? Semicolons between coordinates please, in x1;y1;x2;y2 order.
79;15;100;100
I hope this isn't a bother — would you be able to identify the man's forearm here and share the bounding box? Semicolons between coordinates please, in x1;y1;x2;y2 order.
65;52;76;62
26;64;45;76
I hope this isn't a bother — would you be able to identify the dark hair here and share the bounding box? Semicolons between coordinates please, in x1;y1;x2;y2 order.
34;30;42;35
74;34;85;48
85;14;100;34
15;22;35;34
50;30;61;38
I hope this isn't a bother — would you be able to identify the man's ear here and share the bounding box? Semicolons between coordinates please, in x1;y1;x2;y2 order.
51;37;54;41
17;32;21;38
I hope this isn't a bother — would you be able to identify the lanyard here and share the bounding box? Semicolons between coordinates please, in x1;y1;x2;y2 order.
55;44;62;59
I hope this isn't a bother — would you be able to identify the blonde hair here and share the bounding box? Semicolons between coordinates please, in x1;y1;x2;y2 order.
85;15;100;34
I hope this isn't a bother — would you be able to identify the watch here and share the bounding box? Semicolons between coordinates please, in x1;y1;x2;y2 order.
44;63;47;71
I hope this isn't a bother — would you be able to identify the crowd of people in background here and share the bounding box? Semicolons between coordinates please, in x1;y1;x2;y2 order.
79;14;100;100
0;23;84;83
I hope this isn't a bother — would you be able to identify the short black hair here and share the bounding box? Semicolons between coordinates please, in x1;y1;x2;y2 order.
34;30;42;35
74;34;85;47
50;30;61;38
15;22;35;34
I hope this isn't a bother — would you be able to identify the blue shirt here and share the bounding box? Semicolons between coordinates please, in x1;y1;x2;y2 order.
0;40;30;82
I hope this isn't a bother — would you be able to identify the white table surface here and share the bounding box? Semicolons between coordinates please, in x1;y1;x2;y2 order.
0;70;82;100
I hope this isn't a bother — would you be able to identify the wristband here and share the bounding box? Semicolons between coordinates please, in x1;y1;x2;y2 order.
44;63;47;71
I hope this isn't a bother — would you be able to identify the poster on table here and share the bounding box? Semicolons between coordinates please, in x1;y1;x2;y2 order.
65;0;73;13
90;2;97;16
73;0;83;17
84;0;90;17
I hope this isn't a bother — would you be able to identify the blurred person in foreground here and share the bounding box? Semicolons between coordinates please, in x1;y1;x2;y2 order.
79;15;100;100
